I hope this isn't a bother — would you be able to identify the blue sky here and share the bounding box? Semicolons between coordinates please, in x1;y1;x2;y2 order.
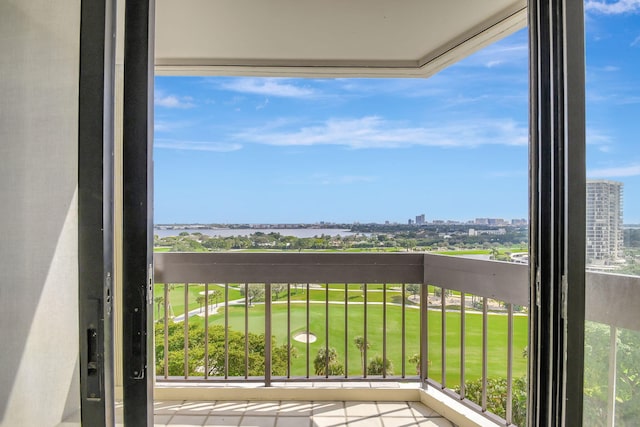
154;1;640;224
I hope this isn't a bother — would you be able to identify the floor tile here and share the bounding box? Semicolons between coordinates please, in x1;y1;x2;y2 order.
408;402;439;418
347;415;384;426
203;415;242;426
154;415;173;426
376;402;415;418
310;417;348;427
155;401;186;415
244;401;280;416
239;415;277;427
381;417;419;427
345;402;379;417
274;416;312;427
312;401;346;417
179;401;217;414
210;401;249;416
415;419;454;427
168;414;208;426
278;401;313;416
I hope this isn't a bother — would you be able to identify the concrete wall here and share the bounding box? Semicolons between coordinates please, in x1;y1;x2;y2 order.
0;1;81;425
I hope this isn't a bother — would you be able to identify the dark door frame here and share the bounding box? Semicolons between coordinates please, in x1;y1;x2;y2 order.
122;0;156;425
78;0;117;425
528;0;586;425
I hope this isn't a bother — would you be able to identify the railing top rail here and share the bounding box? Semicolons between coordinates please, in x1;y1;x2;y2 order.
154;252;425;284
154;252;640;330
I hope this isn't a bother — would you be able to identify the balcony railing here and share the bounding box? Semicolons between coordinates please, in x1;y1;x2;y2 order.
153;252;640;426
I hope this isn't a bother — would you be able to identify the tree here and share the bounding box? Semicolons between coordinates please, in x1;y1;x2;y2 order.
408;353;421;375
490;247;500;260
240;283;265;306
406;284;420;298
196;295;206;313
458;377;527;426
271;284;287;301
367;355;394;376
354;336;370;374
313;347;344;376
208;289;222;308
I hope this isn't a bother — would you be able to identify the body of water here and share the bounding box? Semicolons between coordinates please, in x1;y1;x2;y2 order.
154;228;361;238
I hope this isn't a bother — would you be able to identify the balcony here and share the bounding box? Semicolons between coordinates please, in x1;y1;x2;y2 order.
151;252;640;426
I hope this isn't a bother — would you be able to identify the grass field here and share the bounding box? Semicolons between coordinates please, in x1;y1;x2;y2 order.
183;302;528;387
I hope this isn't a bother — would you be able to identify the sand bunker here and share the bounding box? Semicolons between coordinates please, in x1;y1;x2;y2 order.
293;332;317;343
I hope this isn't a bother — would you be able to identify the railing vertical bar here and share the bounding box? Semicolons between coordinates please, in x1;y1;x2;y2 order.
401;283;406;378
224;283;229;379
183;283;189;379
420;283;428;385
265;283;272;387
363;283;368;378
606;325;618;427
163;283;169;379
306;283;310;378
460;292;466;399
383;283;387;378
244;283;249;379
441;287;447;389
287;283;291;379
204;283;209;380
506;302;514;424
325;283;330;378
344;283;348;378
482;296;488;412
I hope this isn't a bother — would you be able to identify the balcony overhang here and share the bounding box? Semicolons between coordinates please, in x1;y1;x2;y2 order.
154;0;527;78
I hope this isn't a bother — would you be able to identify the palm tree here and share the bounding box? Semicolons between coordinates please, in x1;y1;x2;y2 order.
313;347;344;376
196;295;206;313
354;336;370;374
209;289;222;308
367;355;394;376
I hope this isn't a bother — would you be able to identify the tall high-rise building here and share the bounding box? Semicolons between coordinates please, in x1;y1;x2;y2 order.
415;214;425;225
586;180;623;264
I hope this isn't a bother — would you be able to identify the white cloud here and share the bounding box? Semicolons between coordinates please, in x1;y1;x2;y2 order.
155;94;195;109
220;78;316;98
585;0;640;14
234;116;528;149
603;65;620;71
589;163;640;177
587;127;614;152
632;35;640;46
154;139;242;152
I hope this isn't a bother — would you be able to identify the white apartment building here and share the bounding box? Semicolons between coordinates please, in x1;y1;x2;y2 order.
586;180;624;263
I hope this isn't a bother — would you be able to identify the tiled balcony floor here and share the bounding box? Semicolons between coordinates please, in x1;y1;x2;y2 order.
151;400;456;427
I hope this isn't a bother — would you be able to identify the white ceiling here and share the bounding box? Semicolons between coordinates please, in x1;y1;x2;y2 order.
155;0;527;77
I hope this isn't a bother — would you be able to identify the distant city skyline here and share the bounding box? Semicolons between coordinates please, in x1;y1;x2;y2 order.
154;6;640;224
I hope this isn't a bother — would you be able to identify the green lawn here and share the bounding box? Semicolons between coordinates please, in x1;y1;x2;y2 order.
185;302;528;387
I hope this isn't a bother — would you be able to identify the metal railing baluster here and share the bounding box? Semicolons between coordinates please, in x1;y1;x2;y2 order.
183;282;189;379
224;283;229;379
383;283;387;378
363;283;368;378
204;283;209;379
344;283;348;378
441;287;447;389
481;296;488;412
401;283;406;378
460;292;466;399
506;302;513;424
244;283;249;379
163;283;169;379
287;283;291;379
306;283;310;378
265;283;272;386
325;283;329;378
